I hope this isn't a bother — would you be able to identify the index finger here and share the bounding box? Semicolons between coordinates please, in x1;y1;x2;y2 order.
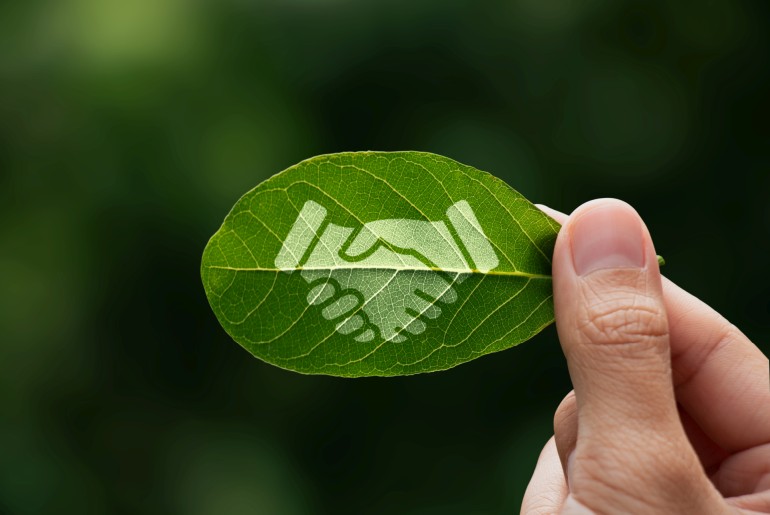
664;277;770;452
521;437;568;514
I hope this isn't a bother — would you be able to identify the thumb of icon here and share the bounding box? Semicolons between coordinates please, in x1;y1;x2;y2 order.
551;199;727;513
343;225;380;260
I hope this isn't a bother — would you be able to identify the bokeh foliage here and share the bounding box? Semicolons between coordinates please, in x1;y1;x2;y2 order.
1;0;768;513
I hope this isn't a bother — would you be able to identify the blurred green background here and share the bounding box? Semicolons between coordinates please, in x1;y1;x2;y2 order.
1;0;768;513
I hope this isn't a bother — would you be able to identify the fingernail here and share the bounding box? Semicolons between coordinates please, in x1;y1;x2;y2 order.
566;450;576;490
571;203;645;276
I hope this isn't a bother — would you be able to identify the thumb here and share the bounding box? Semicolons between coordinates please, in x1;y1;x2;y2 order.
552;199;719;512
342;225;378;259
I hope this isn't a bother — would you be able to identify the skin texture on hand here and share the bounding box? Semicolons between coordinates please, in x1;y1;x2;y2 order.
521;199;770;514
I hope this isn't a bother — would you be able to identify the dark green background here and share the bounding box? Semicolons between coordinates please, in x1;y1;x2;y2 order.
1;1;768;513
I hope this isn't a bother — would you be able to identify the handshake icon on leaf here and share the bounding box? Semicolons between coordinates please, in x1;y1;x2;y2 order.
275;200;499;343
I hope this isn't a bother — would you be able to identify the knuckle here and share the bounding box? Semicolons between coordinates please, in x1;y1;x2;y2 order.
577;282;668;350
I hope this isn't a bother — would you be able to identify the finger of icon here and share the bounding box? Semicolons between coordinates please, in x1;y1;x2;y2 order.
344;225;378;258
420;304;441;319
306;282;336;305
403;318;427;335
389;332;408;343
355;327;376;342
405;291;442;320
336;314;364;335
321;293;359;320
415;274;458;304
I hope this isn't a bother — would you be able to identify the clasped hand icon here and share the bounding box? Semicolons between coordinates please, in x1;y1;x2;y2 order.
275;200;499;343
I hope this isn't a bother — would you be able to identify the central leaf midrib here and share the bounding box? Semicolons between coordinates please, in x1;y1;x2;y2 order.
207;265;552;280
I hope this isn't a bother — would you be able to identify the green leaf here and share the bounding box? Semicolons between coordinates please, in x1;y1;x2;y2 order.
201;151;559;377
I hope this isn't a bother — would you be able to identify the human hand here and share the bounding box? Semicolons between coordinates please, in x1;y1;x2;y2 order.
521;199;770;514
275;200;499;343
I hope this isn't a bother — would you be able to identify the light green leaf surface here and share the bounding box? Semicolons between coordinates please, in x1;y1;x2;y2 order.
201;151;560;377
